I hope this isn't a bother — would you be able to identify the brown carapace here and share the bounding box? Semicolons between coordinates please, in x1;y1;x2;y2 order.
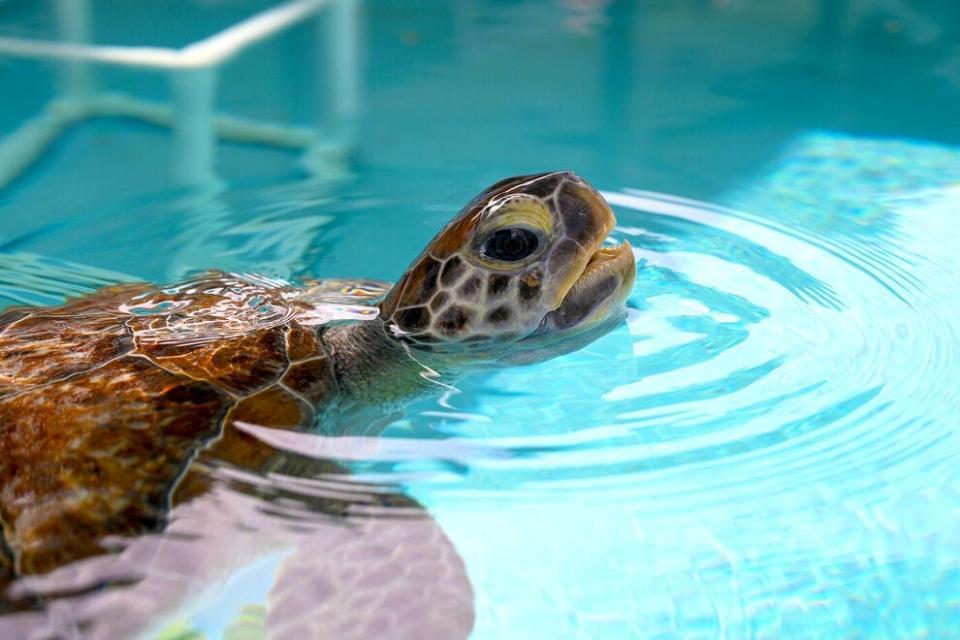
0;274;341;579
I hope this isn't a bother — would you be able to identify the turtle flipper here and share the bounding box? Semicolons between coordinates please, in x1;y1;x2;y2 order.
0;485;277;639
2;484;476;640
265;510;475;640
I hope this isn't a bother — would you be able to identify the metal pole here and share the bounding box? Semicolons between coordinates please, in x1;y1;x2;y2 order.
54;0;94;99
169;67;218;186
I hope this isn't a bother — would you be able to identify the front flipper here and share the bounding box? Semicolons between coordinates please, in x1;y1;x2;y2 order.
2;475;475;640
266;511;475;640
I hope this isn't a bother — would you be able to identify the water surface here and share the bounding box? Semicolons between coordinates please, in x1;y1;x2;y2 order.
1;1;959;638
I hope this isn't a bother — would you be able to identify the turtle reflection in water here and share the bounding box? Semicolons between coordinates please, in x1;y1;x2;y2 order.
0;172;636;639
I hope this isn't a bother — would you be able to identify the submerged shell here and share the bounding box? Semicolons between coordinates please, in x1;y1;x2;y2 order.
0;271;386;578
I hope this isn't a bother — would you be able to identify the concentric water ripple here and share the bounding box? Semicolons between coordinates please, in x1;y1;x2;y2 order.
382;138;960;638
382;141;960;513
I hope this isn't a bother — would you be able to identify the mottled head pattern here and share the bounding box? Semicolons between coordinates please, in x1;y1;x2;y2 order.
380;171;636;359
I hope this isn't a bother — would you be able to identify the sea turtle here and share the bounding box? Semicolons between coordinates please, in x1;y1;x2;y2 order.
0;171;636;639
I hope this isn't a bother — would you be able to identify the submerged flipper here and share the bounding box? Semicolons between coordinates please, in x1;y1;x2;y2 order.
266;513;475;640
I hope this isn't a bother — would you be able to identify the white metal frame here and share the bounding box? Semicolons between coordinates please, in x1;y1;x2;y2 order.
0;0;359;189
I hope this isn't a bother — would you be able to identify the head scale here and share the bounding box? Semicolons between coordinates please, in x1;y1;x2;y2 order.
380;171;635;364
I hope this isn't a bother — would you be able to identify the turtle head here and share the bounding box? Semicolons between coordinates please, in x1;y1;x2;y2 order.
380;171;635;365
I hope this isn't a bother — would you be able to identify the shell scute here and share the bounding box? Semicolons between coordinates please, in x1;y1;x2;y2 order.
135;326;290;397
0;312;134;397
0;356;230;574
0;307;30;330
282;357;336;405
285;323;325;362
228;386;314;431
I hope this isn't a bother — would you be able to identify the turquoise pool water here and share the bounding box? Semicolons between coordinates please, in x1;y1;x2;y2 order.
1;1;960;638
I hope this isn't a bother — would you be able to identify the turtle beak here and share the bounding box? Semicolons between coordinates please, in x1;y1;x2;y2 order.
543;240;635;331
544;176;636;331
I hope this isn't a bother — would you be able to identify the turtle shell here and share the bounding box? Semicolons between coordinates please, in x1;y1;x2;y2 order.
0;271;387;579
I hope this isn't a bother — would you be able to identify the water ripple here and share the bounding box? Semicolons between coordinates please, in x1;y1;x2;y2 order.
398;173;960;547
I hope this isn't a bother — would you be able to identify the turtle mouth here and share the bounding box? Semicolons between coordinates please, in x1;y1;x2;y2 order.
577;240;636;298
582;240;634;280
545;240;635;330
543;186;637;331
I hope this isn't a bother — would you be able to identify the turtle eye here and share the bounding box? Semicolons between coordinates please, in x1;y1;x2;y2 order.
480;228;540;262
